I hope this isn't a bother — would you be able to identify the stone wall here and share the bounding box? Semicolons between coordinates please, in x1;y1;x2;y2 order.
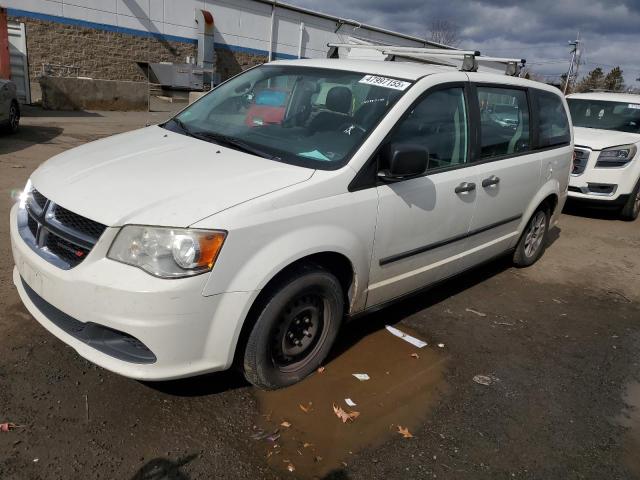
9;15;197;83
10;15;268;85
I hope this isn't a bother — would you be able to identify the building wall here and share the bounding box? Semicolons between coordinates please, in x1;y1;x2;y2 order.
8;15;198;82
3;0;430;85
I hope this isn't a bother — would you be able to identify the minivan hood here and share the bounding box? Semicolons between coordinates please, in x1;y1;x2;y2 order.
31;126;314;227
574;126;640;150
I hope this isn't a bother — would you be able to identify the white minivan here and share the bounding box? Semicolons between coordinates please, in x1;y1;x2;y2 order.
10;57;572;389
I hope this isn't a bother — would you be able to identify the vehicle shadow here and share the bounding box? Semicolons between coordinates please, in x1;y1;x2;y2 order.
562;201;622;221
129;454;197;480
146;252;518;398
0;125;64;155
329;254;514;360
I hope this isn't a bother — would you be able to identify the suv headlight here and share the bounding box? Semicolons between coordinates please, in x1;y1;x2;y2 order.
596;144;637;168
107;225;226;278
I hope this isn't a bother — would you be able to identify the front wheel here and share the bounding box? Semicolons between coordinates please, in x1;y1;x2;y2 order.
7;101;20;133
620;179;640;221
513;208;549;267
242;264;344;389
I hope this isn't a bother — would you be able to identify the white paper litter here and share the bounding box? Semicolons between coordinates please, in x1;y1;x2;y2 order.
437;343;445;348
345;398;357;407
352;373;370;381
385;325;428;348
465;308;487;317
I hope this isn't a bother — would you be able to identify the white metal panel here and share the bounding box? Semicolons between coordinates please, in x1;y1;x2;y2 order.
163;0;200;28
8;22;31;104
3;0;63;15
62;3;117;25
117;0;150;18
64;0;117;13
149;0;164;21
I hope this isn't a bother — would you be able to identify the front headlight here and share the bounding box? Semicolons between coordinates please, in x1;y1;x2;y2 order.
107;225;226;278
17;178;33;209
596;144;638;167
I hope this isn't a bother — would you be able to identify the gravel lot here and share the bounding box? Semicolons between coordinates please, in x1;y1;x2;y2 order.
1;107;639;480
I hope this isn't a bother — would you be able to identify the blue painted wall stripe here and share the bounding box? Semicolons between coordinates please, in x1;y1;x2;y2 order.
7;8;300;59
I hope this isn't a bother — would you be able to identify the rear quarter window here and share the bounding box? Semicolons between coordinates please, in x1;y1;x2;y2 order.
534;90;570;148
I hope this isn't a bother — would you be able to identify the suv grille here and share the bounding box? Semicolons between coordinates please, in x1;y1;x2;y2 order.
21;189;107;269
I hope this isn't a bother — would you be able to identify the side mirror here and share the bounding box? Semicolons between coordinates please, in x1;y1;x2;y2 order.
378;143;429;182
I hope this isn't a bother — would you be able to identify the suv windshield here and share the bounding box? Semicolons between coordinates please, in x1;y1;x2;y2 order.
568;98;640;134
163;65;411;169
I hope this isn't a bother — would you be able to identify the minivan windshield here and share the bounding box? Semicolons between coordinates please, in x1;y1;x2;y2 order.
163;65;412;169
567;98;640;134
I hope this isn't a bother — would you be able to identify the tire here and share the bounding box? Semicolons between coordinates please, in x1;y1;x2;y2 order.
242;264;344;390
620;178;640;221
513;207;550;267
5;101;20;133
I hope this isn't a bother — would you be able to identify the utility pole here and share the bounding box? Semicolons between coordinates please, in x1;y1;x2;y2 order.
564;33;581;95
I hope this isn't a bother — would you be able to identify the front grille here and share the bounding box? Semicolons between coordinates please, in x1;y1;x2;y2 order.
19;189;106;270
52;204;107;240
31;189;47;210
572;148;590;176
27;215;38;238
45;233;91;267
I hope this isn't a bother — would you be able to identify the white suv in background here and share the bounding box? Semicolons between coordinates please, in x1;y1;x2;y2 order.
11;59;572;389
567;92;640;220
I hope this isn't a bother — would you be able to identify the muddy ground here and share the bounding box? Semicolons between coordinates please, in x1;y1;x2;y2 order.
1;107;639;480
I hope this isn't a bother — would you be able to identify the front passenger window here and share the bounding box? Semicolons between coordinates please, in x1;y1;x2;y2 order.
385;87;468;171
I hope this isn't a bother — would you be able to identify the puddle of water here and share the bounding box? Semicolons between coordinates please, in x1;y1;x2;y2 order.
618;381;640;476
254;326;448;478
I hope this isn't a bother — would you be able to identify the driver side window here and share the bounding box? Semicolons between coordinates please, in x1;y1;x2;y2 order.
386;87;468;171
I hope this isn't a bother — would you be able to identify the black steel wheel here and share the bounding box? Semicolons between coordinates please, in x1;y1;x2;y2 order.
242;264;343;389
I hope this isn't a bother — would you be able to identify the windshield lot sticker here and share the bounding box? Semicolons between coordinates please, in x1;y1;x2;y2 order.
359;75;411;91
628;104;640;110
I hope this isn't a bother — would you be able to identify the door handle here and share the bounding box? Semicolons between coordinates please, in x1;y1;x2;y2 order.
455;182;476;194
482;175;500;188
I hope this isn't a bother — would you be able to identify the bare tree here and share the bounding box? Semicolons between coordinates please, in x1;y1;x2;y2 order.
429;19;461;47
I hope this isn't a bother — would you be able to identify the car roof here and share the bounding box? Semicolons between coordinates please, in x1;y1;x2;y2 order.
268;58;564;95
566;92;640;103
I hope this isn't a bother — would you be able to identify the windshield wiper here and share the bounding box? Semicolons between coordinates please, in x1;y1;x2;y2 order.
170;117;197;138
195;131;280;160
168;119;279;160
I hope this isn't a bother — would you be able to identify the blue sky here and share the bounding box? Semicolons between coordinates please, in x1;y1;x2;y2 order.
289;0;640;87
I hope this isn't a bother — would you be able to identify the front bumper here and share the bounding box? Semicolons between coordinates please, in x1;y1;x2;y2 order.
10;204;256;380
569;147;638;204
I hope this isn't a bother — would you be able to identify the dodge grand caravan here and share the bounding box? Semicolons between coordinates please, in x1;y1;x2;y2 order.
567;92;640;220
11;58;572;389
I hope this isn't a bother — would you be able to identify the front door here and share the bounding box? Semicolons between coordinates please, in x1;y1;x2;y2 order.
367;85;479;308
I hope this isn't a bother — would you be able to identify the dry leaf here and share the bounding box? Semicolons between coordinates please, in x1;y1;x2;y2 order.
314;456;323;463
317;366;325;373
410;353;420;359
299;402;313;413
0;423;21;432
332;403;360;423
397;425;413;438
287;463;295;472
280;421;291;428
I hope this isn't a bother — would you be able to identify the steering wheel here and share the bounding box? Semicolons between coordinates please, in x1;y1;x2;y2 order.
339;122;367;136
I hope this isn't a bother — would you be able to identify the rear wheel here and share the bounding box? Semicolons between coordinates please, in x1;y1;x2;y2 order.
242;264;343;389
513;207;549;267
620;178;640;221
